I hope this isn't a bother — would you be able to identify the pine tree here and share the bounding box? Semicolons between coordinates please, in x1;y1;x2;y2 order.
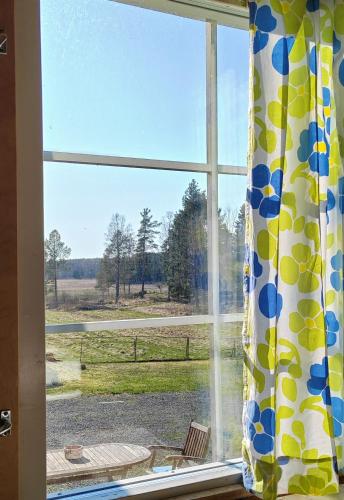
233;203;246;308
136;208;160;298
162;180;207;310
161;212;175;301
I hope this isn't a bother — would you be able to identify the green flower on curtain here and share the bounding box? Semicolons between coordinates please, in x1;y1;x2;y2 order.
270;0;308;35
297;122;329;176
328;353;343;394
257;327;276;371
257;219;278;268
288;463;339;496
280;244;321;292
254;458;282;500
249;2;277;54
288;66;316;118
289;299;325;351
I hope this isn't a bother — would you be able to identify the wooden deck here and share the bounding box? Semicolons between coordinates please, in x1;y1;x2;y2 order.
47;442;151;484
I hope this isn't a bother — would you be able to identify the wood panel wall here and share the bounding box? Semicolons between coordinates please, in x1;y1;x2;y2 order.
0;0;19;498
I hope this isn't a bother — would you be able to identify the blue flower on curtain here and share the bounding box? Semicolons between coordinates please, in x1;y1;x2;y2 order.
331;397;344;437
327;179;344;221
330;250;344;291
246;401;275;455
307;358;331;405
272;37;295;75
244;249;263;293
339;59;344;86
322;88;331;135
306;0;320;12
334;32;341;54
258;282;282;318
339;178;344;213
247;164;283;218
297;122;329;176
249;2;277;54
309;46;317;75
325;311;339;347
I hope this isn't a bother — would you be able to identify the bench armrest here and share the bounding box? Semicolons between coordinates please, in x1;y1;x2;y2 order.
148;445;183;452
165;455;207;469
148;446;183;468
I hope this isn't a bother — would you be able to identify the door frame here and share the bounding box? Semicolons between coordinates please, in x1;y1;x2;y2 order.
15;1;46;499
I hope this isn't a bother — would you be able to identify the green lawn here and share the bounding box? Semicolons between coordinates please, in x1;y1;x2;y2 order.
45;307;154;324
46;307;243;396
47;359;211;395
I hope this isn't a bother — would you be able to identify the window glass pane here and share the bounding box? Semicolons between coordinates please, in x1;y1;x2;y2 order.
218;173;246;315
220;323;243;459
41;0;206;162
218;174;245;459
217;25;249;167
46;324;211;493
44;164;208;320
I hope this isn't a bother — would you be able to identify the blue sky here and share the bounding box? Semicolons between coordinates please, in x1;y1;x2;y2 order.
41;0;249;258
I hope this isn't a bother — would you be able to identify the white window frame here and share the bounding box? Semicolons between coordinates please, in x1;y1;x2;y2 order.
41;0;249;497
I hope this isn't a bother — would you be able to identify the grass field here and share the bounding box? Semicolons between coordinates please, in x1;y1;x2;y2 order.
46;280;243;396
46;322;242;395
46;280;198;319
46;359;211;395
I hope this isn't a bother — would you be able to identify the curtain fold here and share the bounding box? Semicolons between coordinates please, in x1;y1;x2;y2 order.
243;1;344;497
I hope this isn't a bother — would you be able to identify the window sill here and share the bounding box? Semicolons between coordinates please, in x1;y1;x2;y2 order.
47;460;243;499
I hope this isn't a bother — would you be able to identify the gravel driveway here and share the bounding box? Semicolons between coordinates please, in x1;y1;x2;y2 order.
47;390;210;450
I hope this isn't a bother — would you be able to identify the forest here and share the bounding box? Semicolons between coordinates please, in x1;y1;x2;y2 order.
45;179;245;312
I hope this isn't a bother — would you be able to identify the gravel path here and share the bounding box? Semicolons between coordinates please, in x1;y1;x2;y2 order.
47;391;210;450
46;390;243;495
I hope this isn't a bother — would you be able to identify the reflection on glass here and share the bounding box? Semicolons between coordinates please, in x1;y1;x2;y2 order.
41;0;206;162
44;164;208;320
220;322;243;459
217;25;249;167
218;174;246;459
218;174;247;314
46;325;211;492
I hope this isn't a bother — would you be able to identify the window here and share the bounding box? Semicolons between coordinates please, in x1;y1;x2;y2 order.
42;1;249;496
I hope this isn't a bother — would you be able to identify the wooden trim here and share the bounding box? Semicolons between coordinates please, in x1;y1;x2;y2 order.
170;485;257;499
212;0;247;6
15;1;46;499
0;1;19;498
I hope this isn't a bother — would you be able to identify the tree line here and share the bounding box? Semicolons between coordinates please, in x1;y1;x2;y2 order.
45;179;245;310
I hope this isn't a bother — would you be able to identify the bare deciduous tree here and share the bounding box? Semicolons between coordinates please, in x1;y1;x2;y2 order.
45;229;71;307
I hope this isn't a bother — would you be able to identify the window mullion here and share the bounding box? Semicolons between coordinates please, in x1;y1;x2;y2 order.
206;21;223;462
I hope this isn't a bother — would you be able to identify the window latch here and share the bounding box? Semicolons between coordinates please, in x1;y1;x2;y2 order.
0;30;8;55
0;410;12;437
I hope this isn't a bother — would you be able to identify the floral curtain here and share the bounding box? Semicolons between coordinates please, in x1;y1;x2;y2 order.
243;1;344;497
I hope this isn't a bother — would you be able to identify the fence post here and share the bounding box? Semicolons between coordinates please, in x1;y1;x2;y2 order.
80;337;84;364
185;337;190;360
133;336;138;362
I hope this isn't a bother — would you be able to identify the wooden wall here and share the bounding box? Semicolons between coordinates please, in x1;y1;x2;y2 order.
0;0;19;497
